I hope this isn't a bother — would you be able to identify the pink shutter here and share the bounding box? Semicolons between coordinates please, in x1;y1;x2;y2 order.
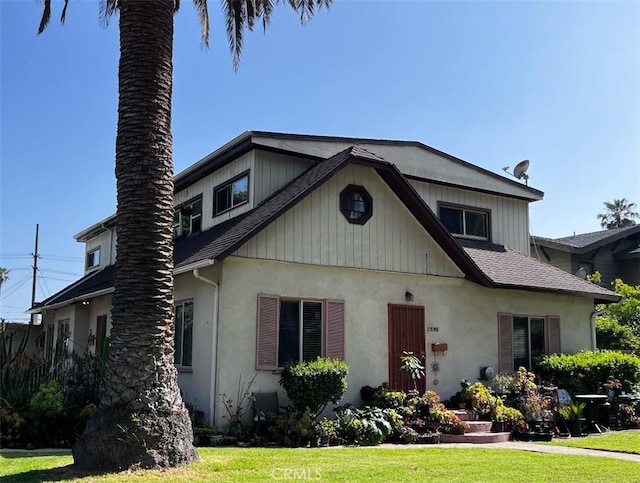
546;316;561;355
325;300;345;360
256;294;279;370
498;313;513;373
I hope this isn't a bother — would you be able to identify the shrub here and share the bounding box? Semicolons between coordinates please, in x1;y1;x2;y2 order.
334;406;400;445
280;357;348;420
494;404;523;424
537;350;640;394
461;382;499;419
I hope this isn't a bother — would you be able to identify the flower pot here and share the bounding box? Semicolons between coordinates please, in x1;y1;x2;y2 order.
568;419;583;437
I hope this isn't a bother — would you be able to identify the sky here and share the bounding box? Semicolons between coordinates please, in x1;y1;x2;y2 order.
1;0;639;323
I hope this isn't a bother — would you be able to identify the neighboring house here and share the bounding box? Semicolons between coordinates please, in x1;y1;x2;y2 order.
0;321;44;358
29;131;618;427
531;225;640;287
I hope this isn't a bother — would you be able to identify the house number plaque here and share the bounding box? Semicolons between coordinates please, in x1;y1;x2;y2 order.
428;326;439;332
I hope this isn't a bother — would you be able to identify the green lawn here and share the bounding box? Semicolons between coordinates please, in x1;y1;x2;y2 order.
545;429;640;454
1;446;640;483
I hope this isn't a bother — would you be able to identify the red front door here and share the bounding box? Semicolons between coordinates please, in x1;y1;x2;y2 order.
388;304;426;393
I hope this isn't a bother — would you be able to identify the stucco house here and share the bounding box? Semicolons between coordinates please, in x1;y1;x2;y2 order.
30;131;618;427
531;225;640;287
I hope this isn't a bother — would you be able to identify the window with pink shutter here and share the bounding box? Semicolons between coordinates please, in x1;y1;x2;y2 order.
256;295;345;370
498;313;561;372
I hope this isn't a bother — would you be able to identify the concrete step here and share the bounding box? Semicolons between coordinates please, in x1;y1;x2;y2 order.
440;431;511;444
465;421;493;433
453;410;478;421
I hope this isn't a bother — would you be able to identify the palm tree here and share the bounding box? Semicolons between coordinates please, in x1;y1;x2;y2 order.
0;267;9;298
38;0;331;471
597;198;639;229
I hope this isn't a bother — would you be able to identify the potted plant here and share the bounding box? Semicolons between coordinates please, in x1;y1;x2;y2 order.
559;400;586;437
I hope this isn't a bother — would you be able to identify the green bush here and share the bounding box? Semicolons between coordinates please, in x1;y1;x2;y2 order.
334;406;400;445
537;350;640;394
279;357;348;420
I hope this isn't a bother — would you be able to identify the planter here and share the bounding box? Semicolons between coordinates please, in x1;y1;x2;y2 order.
567;419;584;437
415;433;440;444
492;421;506;433
513;431;553;442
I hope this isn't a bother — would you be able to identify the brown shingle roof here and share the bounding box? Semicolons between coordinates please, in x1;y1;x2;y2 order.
533;225;640;253
461;240;619;302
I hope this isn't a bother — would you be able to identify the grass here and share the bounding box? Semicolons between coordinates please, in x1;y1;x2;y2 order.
545;429;640;454
1;445;640;483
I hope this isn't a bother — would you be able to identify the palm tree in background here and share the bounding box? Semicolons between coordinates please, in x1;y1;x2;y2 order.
597;198;639;229
38;0;331;471
0;267;9;297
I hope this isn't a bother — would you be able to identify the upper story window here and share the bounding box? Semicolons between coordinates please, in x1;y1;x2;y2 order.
86;248;101;269
173;196;202;239
439;204;490;240
340;185;372;225
214;173;249;216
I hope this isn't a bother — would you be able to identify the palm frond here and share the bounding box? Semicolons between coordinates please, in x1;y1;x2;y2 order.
222;0;331;70
256;0;275;31
60;0;69;25
193;0;211;47
223;0;246;70
37;0;52;34
99;0;119;28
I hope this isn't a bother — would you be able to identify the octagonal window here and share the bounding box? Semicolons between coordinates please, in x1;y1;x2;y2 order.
340;185;372;225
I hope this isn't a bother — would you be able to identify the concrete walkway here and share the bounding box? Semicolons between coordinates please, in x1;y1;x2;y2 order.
437;441;640;462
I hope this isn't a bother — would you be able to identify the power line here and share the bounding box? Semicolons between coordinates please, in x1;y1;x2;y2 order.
40;268;82;277
0;276;32;300
40;254;83;262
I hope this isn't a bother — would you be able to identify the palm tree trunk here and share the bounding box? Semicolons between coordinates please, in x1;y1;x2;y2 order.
73;0;198;470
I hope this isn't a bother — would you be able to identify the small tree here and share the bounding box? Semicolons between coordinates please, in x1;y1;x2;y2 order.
595;278;640;353
279;358;348;421
400;351;425;392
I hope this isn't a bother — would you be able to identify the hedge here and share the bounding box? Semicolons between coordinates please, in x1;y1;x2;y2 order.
537;350;640;394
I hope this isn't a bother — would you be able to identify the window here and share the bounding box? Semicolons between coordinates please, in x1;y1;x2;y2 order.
57;319;70;352
278;300;323;367
96;314;109;358
439;204;489;240
214;173;249;215
256;295;345;370
498;313;560;372
45;324;55;359
340;185;372;224
174;300;194;367
86;248;101;269
173;197;202;239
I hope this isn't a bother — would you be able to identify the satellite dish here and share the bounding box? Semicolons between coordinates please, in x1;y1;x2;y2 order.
575;267;587;279
513;160;530;184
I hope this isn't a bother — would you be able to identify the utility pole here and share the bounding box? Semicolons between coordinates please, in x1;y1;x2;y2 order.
30;223;40;324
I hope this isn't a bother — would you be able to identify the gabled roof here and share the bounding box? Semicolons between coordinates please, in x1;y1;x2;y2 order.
31;265;115;312
175;146;491;285
460;239;620;303
74;130;544;241
38;146;618;311
532;225;640;254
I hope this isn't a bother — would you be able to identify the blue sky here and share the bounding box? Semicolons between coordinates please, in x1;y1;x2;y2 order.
1;0;639;322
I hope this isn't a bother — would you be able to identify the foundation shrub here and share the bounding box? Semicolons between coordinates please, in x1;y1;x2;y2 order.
537;350;640;394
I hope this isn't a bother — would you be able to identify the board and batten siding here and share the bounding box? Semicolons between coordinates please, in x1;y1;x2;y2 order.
252;150;313;206
410;179;531;254
174;151;254;230
233;164;464;278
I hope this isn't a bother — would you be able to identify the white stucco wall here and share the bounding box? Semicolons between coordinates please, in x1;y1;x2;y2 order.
213;256;594;428
173;264;220;424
